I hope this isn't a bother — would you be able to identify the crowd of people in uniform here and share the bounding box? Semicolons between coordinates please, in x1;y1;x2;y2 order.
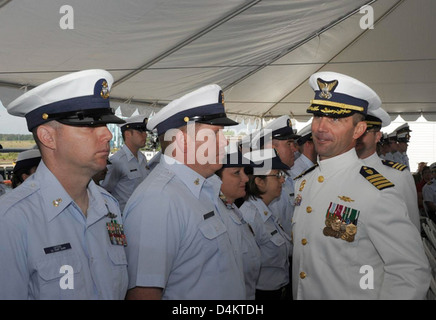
0;69;433;300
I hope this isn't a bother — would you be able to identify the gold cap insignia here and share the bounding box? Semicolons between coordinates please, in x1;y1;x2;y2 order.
100;81;110;99
220;90;225;106
42;113;49;120
184;116;190;122
317;78;338;100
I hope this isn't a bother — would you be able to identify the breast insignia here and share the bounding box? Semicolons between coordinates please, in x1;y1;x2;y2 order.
381;160;407;171
360;166;394;190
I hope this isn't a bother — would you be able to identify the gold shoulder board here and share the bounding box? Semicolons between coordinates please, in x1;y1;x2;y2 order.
360;166;394;190
381;160;407;171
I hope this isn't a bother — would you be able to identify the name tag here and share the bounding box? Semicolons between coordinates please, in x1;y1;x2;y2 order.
44;243;72;254
203;211;215;220
129;169;138;172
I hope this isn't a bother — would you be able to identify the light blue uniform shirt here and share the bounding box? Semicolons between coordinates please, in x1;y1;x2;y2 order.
216;199;261;300
268;179;295;238
101;144;150;211
290;154;315;181
123;155;246;300
240;198;291;291
0;161;128;300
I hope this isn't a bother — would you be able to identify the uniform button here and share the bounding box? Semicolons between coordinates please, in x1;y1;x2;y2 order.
318;176;324;183
306;206;312;213
301;238;308;245
300;271;306;279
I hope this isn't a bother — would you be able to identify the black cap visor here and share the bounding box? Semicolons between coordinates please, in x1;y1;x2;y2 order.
189;112;238;127
54;108;125;127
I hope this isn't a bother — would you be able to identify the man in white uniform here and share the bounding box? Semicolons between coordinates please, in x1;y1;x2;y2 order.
292;71;430;300
356;107;421;231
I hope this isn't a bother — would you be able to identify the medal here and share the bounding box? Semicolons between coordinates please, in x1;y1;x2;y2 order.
294;194;302;206
323;201;360;243
106;219;128;247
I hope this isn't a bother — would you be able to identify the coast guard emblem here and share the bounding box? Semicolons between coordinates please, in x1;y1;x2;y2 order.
317;78;338;100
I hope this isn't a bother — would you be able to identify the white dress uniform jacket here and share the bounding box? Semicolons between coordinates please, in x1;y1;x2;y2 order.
101;144;150;212
292;149;430;300
290;154;315;181
362;152;420;231
0;161;128;299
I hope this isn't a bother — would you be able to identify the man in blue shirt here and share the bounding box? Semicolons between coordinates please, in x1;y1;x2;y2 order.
124;84;246;299
0;69;129;299
101;114;151;212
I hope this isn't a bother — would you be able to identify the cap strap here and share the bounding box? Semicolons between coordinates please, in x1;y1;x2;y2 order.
310;99;365;112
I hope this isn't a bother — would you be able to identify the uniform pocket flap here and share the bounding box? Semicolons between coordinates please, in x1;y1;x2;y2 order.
107;247;128;266
37;253;82;281
199;217;227;240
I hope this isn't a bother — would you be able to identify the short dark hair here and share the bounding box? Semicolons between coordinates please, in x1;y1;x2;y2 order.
245;174;266;200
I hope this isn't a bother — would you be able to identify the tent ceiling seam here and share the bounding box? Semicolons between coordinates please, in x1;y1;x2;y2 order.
260;0;405;118
223;0;377;95
112;0;262;88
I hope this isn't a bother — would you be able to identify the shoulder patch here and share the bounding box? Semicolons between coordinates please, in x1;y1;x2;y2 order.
360;166;395;190
381;160;407;171
294;163;319;180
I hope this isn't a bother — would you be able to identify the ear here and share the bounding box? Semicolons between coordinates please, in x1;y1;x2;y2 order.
353;121;367;140
254;176;266;192
375;131;382;143
174;129;187;153
36;124;57;150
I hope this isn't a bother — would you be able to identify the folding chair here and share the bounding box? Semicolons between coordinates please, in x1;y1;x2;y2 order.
423;237;436;277
423;202;430;218
428;218;436;233
428;276;436;300
423;223;436;251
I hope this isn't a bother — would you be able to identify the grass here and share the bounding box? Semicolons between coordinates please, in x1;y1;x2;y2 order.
0;140;36;164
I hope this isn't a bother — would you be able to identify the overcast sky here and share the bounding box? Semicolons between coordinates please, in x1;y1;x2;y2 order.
0;101;29;134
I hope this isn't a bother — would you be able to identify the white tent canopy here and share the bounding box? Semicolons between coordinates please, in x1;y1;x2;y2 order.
0;0;435;124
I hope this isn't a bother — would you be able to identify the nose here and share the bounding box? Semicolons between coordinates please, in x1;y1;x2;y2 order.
313;116;329;133
241;170;249;183
100;125;113;142
218;130;229;148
